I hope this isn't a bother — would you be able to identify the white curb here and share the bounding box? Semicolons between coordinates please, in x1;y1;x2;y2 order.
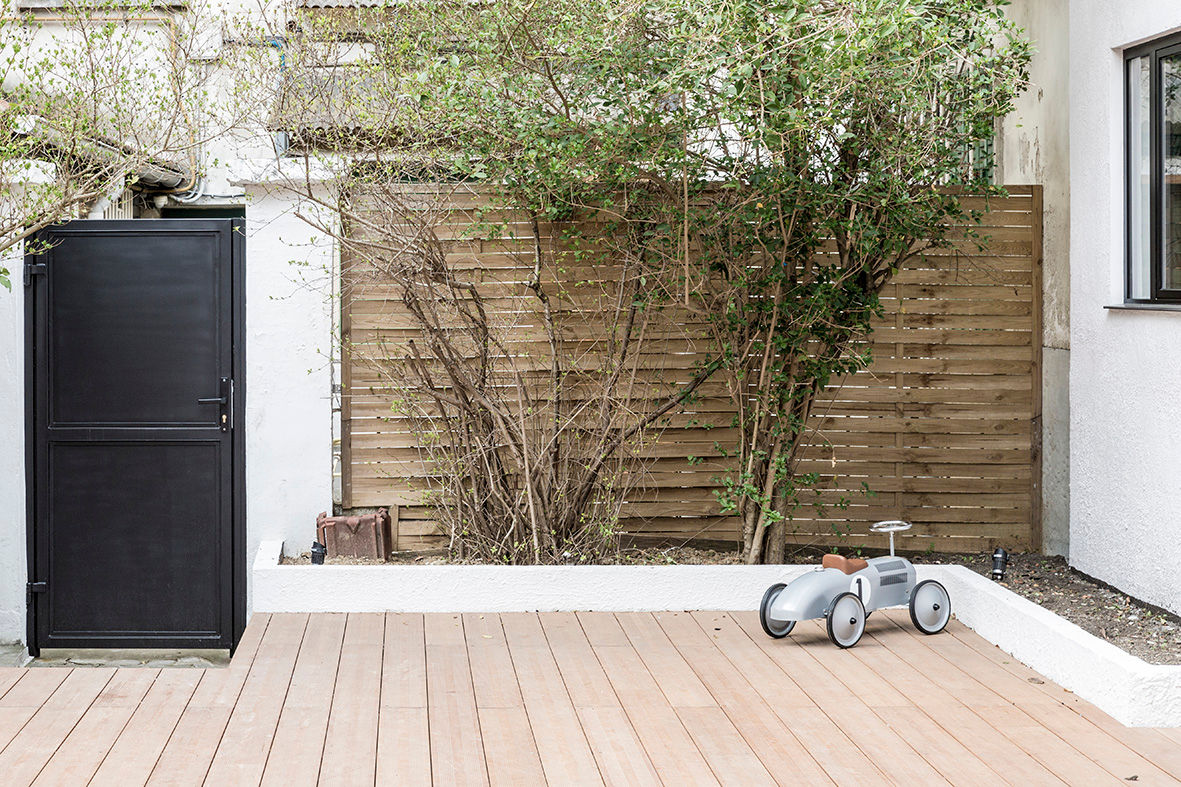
252;541;1181;727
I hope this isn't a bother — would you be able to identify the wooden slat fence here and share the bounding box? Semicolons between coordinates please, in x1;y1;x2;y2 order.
341;185;1042;553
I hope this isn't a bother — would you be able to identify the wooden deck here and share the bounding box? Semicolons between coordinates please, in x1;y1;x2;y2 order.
1;610;1179;786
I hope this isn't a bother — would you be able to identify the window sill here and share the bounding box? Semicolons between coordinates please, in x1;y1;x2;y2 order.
1105;302;1181;313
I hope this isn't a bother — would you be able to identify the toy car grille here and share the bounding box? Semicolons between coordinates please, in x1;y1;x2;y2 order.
875;560;906;572
880;573;907;586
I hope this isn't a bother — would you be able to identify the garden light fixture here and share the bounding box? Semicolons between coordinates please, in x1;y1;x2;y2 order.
991;548;1009;582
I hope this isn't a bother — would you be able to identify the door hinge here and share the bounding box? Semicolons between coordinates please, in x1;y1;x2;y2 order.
23;262;46;287
26;581;47;604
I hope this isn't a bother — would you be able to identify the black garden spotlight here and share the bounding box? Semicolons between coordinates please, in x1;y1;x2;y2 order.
991;547;1009;581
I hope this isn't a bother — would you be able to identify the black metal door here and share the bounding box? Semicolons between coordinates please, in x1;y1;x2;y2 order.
25;220;245;653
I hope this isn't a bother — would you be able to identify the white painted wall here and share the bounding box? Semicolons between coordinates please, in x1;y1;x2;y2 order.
0;242;27;643
1069;2;1181;615
239;185;337;602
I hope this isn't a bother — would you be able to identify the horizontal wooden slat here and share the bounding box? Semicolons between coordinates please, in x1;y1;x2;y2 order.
342;188;1041;551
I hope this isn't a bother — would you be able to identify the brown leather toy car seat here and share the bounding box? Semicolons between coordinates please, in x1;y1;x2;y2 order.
822;553;869;575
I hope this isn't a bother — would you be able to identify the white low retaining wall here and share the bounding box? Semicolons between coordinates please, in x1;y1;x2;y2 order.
253;541;1181;727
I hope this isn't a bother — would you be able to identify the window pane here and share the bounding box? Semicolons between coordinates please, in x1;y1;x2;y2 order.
1130;55;1151;299
1164;53;1181;290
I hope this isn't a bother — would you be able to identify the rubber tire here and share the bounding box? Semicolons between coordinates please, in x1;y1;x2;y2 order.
909;579;952;635
759;583;795;639
826;592;866;649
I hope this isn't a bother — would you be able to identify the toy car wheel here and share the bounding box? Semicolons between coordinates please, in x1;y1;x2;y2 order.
826;592;866;648
759;583;795;638
909;579;951;635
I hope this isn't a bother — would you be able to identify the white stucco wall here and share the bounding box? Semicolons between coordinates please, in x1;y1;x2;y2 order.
0;244;27;643
1070;3;1181;615
240;186;337;590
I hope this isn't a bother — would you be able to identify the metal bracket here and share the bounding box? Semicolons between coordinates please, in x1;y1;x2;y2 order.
26;581;47;607
23;263;46;287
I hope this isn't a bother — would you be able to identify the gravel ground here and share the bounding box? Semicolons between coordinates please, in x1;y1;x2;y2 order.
284;546;1180;664
282;545;747;566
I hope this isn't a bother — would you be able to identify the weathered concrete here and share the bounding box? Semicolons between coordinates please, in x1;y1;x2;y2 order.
30;649;229;669
1041;347;1070;556
0;643;28;667
1000;0;1071;558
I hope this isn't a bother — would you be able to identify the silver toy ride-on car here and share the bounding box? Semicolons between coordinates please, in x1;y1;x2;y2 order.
758;521;951;648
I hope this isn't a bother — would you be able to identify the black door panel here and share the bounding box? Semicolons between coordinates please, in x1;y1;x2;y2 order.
27;220;244;652
48;233;223;427
47;441;223;637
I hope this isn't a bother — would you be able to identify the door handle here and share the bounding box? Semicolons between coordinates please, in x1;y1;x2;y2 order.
198;377;231;432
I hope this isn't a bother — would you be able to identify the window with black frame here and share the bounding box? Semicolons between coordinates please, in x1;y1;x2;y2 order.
1127;34;1181;303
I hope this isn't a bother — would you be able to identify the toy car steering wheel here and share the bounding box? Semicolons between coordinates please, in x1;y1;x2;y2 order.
870;520;911;555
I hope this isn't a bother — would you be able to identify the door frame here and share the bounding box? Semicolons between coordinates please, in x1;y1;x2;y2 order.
23;218;247;655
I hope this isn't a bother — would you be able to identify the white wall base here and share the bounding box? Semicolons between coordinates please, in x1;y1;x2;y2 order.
253;542;1181;727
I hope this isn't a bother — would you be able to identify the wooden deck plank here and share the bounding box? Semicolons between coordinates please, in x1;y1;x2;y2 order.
0;669;69;708
0;668;25;701
873;704;1007;786
781;630;955;784
1070;706;1181;782
0;670;70;761
151;613;303;787
464;614;524;709
377;613;430;786
591;642;718;787
1006;726;1127;786
478;706;548;787
259;613;347;787
319;613;384;787
381;613;426;709
653;611;833;786
89;669;203;787
502;614;603;786
6;610;1176;786
201;613;308;786
676;706;776;787
424;612;466;647
425;615;490;786
854;625;1065;784
31;669;158;787
697;612;890;786
376;708;431;787
884;612;1172;782
614;613;715;708
730;614;947;785
538;612;619;709
574;706;662;787
575;612;631;648
0;668;115;786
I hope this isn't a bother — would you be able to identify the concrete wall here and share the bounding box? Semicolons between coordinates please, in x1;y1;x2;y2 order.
1069;2;1181;616
999;0;1070;557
